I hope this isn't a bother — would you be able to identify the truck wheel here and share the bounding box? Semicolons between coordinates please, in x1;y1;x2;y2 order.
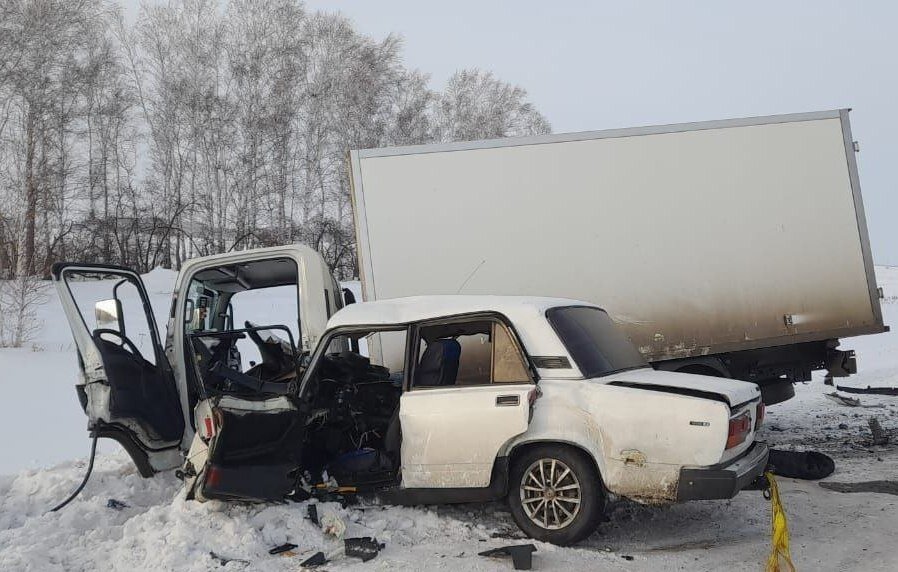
507;445;604;546
758;380;795;406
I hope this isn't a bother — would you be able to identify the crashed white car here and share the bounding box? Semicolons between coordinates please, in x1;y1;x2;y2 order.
53;254;767;545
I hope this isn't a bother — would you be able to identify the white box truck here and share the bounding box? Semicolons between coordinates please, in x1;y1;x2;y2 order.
349;109;887;404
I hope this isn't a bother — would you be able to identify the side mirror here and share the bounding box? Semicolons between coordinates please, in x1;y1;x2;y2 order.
95;298;124;333
342;288;357;306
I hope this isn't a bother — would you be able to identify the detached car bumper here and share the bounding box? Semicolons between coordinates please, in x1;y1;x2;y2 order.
676;442;769;501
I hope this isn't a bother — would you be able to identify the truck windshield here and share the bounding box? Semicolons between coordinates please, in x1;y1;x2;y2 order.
546;306;648;377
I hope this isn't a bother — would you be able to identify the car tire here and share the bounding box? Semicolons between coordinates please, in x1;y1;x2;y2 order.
507;445;604;546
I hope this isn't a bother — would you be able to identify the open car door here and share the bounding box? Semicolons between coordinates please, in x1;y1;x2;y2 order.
52;263;185;476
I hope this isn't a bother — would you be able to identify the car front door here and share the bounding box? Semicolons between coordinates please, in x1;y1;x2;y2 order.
52;263;185;476
399;315;536;488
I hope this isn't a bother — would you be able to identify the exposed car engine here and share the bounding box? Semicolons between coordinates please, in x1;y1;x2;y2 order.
303;350;402;484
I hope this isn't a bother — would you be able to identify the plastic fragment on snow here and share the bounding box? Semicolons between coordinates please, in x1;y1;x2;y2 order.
344;537;385;562
836;384;898;396
479;544;537;570
106;499;129;510
300;551;327;568
268;542;298;556
307;503;319;526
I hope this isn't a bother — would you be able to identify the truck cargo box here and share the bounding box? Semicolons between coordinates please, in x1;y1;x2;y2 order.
349;109;885;367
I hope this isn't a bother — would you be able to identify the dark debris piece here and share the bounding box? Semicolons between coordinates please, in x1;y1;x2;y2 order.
106;499;129;510
307;503;319;526
837;385;898;396
300;551;327;568
268;542;298;555
345;537;385;562
479;544;537;570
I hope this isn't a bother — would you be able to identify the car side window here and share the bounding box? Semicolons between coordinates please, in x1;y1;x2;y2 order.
412;318;532;389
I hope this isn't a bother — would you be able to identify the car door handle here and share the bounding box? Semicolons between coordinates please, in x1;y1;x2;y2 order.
496;395;520;407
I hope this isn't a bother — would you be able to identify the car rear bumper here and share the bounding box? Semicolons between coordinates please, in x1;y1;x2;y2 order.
676;442;769;501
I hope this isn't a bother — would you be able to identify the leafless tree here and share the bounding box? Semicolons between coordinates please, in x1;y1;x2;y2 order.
0;273;49;347
435;69;551;142
0;0;551;280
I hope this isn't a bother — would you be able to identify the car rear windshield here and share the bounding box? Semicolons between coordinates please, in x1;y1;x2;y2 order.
546;306;648;378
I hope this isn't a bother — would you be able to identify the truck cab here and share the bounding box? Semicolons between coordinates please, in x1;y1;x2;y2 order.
52;245;341;476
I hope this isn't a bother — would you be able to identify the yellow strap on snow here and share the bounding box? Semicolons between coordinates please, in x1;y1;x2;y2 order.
765;471;796;572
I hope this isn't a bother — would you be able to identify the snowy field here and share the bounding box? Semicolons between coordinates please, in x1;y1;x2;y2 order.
1;268;897;570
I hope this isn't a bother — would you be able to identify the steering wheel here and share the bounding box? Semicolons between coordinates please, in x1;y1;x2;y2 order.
93;328;142;357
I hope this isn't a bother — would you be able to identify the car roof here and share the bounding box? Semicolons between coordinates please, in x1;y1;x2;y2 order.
327;295;601;328
326;295;598;379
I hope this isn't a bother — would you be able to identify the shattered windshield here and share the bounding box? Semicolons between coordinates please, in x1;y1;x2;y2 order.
546;306;648;378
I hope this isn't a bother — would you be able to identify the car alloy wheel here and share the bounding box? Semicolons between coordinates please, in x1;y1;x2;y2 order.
520;457;582;530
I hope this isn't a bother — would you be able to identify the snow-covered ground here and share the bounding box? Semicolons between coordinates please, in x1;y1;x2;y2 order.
1;268;897;570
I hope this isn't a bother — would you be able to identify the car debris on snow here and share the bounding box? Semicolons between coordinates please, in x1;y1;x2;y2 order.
300;551;327;568
268;542;298;556
823;392;886;408
478;544;537;570
825;392;863;407
105;498;128;510
344;537;385;562
306;503;319;525
837;385;898;396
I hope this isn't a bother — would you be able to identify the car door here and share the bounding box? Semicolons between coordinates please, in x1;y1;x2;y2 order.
52;263;185;476
399;315;537;489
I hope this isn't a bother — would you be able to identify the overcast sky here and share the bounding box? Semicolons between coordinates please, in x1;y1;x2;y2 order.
128;1;898;264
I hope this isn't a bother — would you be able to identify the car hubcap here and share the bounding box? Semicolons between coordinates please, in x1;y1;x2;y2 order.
520;458;581;530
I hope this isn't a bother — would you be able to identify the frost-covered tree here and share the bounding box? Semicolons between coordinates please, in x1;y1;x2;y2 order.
434;69;551;142
0;0;552;280
0;274;49;347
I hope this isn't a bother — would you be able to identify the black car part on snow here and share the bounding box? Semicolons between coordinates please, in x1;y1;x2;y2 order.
48;432;99;513
479;544;537;570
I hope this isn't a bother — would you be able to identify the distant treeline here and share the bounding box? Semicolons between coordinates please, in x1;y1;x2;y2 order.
0;0;550;280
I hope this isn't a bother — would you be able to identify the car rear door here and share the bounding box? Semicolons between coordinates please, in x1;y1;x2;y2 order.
399;315;536;488
52;263;185;476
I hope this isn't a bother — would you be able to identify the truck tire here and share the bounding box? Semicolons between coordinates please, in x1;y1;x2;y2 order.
758;380;795;406
507;445;604;546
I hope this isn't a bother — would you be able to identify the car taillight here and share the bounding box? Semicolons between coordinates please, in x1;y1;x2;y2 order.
206;465;222;488
200;415;216;441
755;402;765;430
726;412;751;449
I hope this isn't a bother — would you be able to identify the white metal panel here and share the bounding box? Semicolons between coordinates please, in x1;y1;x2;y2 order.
399;384;532;488
352;113;883;360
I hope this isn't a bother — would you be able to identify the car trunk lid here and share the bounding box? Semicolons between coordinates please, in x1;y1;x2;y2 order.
606;368;761;408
